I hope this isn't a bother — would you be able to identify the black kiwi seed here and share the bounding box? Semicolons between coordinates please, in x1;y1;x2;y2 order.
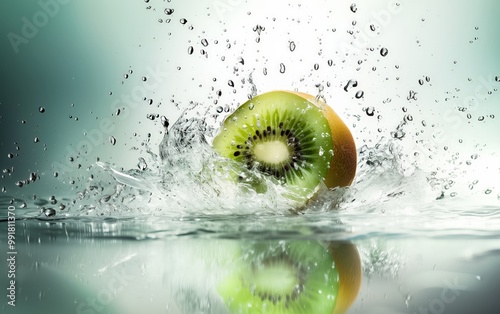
230;121;311;181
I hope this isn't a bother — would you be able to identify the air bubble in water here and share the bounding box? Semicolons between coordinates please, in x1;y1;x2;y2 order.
380;47;389;57
201;38;209;47
289;41;296;52
109;136;116;145
314;63;319;70
355;90;364;99
370;24;376;31
350;3;357;13
228;80;234;87
216;106;223;113
39;106;45;113
43;208;56;217
164;8;174;15
7;153;13;158
34;137;39;143
180;18;187;24
418;79;424;85
279;63;286;73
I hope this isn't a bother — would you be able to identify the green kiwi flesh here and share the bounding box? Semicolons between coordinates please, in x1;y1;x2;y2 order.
212;91;334;200
218;241;339;314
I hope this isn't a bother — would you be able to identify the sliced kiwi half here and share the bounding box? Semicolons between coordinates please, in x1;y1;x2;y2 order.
218;240;340;314
212;91;334;201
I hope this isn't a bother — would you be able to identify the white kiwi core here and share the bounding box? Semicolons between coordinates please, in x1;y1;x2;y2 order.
253;141;290;165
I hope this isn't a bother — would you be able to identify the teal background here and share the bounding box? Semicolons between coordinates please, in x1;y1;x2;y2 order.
1;0;499;201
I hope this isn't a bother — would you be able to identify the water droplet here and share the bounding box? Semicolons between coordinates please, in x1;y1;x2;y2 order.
164;8;174;15
137;158;148;171
404;114;413;122
365;107;375;116
289;41;296;52
109;136;116;145
248;103;254;110
407;90;417;101
279;63;286;74
201;38;209;47
39;106;45;113
160;116;169;129
380;47;388;57
350;3;357;13
391;130;405;139
344;79;358;92
355;90;364;99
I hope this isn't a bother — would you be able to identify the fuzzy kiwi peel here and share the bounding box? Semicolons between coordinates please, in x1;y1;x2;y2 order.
218;241;340;314
212;91;356;204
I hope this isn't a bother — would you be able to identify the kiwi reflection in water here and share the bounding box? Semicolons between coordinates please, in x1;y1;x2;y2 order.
217;240;361;314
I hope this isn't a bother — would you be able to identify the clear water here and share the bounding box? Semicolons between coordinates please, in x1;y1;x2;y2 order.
1;0;500;313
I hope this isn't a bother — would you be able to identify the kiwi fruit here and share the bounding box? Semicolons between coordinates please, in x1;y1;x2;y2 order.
218;240;340;314
212;91;335;201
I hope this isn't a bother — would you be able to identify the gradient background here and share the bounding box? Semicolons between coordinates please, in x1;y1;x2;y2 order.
1;0;499;200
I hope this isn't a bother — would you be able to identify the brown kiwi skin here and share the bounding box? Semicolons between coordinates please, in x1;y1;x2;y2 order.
329;242;362;314
287;91;357;188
